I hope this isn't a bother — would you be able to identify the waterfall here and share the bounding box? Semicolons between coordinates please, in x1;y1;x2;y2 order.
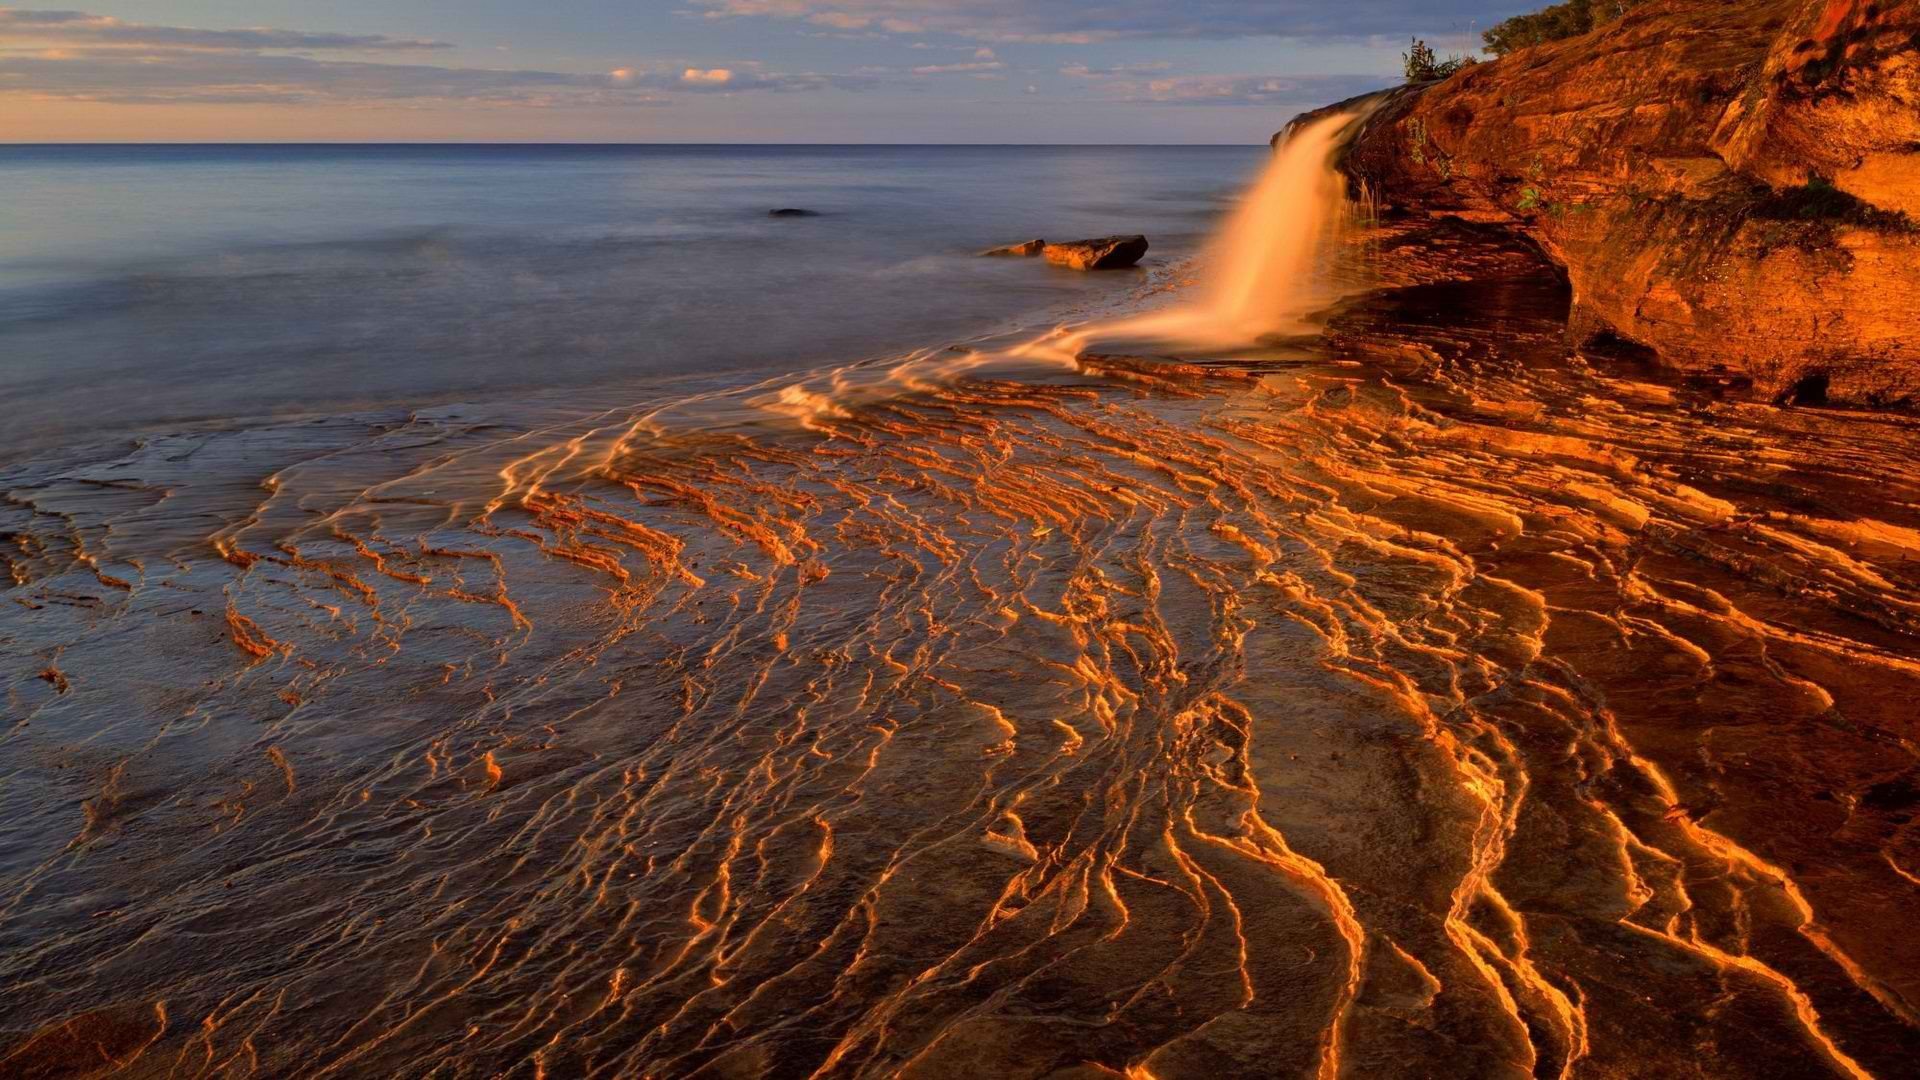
1195;108;1371;339
1059;105;1374;355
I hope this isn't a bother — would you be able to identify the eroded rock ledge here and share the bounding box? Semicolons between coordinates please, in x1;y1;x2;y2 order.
1299;0;1920;405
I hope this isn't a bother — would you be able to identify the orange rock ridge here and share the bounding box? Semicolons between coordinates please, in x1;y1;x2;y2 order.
1304;0;1920;405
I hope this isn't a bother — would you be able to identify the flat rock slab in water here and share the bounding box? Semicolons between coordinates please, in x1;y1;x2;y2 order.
1043;235;1148;270
768;208;819;217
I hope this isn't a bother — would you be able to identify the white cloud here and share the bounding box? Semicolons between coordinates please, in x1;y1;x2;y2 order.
692;0;1512;42
910;60;1004;75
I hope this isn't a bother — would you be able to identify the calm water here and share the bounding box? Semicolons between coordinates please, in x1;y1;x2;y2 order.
0;144;1263;455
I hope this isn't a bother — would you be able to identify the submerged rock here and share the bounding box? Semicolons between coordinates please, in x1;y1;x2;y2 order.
1041;235;1150;270
1305;0;1920;405
981;239;1046;257
768;208;819;218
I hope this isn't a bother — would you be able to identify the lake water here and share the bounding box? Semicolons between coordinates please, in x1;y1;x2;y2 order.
0;144;1263;455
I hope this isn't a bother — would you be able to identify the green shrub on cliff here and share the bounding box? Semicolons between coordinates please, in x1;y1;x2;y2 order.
1481;0;1647;57
1404;38;1476;81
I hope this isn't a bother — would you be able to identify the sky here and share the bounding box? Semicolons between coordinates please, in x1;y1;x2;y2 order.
0;2;1530;143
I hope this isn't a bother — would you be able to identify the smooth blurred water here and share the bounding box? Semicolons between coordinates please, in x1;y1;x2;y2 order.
0;144;1264;455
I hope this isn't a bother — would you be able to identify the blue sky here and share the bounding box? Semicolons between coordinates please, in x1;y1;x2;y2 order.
2;3;1527;142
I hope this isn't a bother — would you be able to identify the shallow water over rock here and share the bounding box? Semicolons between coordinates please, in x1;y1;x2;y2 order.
3;225;1918;1078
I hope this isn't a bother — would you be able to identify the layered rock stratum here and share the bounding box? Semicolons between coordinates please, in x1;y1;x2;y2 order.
1306;0;1920;405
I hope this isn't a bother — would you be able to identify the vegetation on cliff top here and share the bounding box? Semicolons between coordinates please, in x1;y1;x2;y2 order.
1402;38;1476;82
1482;0;1648;56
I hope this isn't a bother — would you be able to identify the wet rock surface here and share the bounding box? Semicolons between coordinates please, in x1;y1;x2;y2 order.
2;221;1917;1078
1309;0;1920;406
1042;235;1150;270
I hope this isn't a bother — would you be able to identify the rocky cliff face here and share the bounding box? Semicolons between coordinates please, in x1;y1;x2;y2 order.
1312;0;1920;404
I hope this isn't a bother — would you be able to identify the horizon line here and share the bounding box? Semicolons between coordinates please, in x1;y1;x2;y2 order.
1;140;1270;148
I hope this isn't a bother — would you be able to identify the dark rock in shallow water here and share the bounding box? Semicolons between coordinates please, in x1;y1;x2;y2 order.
1041;235;1149;270
768;208;819;217
981;239;1046;258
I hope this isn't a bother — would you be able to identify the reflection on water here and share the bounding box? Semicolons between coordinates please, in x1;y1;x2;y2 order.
3;214;1918;1076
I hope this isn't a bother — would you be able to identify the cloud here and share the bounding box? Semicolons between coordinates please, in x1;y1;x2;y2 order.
693;0;1515;42
0;8;875;105
1053;56;1387;107
1092;72;1391;106
807;11;872;30
0;8;450;51
633;65;874;91
910;60;1004;75
0;48;658;105
1060;61;1172;78
0;49;876;104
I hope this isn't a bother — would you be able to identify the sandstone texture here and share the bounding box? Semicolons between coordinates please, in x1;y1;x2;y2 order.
1312;0;1920;404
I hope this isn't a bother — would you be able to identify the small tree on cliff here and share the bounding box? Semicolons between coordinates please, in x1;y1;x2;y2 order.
1403;38;1475;82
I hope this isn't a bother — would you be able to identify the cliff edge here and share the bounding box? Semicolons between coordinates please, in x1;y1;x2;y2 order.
1303;0;1920;404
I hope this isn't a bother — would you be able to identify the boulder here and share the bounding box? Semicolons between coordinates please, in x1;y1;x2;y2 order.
982;239;1047;257
1306;0;1920;405
1041;235;1150;271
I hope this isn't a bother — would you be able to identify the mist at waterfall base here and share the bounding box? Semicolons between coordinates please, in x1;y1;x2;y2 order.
0;144;1264;456
8;106;1920;1079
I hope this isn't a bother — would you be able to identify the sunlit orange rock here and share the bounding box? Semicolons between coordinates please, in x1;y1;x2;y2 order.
1042;235;1150;270
1310;0;1920;405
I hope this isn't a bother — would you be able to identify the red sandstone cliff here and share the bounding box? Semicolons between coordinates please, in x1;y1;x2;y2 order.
1313;0;1920;404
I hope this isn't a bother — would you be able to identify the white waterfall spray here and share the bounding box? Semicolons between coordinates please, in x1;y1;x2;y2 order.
1181;107;1373;341
1036;105;1375;358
